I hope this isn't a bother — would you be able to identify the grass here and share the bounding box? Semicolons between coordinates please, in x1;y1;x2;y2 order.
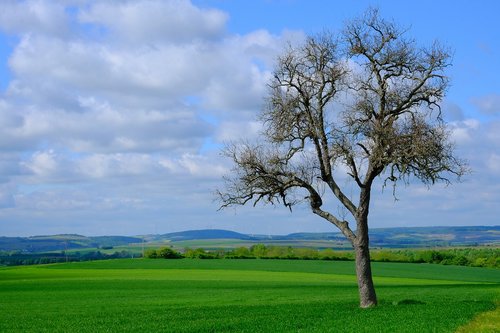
456;301;500;333
0;259;498;332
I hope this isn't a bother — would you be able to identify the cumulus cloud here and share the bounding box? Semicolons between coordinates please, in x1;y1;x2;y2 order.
1;1;299;161
0;0;497;236
9;35;220;108
448;119;500;171
24;150;60;177
215;120;263;142
78;0;228;44
0;0;69;37
1;1;280;231
19;149;228;184
1;100;212;154
449;119;480;144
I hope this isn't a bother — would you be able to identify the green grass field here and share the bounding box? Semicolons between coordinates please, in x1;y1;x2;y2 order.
0;259;498;332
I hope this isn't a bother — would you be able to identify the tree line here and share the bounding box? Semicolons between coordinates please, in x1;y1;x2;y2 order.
0;250;136;266
145;245;499;268
3;246;496;268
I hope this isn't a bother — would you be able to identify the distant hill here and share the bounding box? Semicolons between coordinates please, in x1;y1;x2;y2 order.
157;229;252;241
284;226;500;248
0;235;142;252
0;226;498;252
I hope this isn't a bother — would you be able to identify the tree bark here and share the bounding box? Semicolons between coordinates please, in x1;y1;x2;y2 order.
352;173;378;308
354;242;377;308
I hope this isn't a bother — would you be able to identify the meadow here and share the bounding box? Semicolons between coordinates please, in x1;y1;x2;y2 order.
0;259;498;332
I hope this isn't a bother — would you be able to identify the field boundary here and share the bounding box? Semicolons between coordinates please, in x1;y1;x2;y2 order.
455;301;500;332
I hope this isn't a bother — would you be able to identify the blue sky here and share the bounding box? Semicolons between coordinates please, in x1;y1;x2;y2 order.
0;0;499;236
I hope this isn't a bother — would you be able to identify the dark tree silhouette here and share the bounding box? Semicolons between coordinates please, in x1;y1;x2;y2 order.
217;9;467;308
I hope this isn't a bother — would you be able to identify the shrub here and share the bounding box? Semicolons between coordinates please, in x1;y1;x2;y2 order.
319;248;337;260
158;247;183;259
265;246;296;259
292;248;319;260
184;248;219;259
472;257;488;267
144;249;158;259
250;244;268;258
226;247;254;259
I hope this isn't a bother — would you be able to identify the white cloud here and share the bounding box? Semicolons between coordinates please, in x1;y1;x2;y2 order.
0;0;498;236
1;2;298;160
200;30;304;115
449;119;480;144
15;190;92;211
0;0;69;37
175;153;228;178
447;119;500;177
20;149;228;184
0;98;213;154
215;120;262;142
24;150;59;177
78;0;228;44
202;63;272;114
76;153;160;179
9;36;219;108
487;154;500;173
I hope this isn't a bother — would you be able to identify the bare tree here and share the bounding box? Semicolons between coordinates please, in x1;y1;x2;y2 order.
217;9;468;308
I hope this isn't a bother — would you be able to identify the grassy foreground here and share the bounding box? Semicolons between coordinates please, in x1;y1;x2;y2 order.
0;259;498;332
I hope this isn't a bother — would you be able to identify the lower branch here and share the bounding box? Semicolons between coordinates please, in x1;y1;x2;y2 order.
311;206;357;244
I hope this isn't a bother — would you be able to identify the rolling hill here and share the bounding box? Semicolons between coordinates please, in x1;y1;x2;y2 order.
0;234;142;252
0;225;498;253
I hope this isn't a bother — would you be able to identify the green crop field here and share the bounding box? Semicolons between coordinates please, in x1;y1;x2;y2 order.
0;259;498;332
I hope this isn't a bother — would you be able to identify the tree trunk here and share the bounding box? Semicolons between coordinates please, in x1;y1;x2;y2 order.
353;180;378;308
354;243;377;308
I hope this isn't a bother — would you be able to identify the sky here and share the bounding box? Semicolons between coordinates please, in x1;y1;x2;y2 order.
0;0;499;237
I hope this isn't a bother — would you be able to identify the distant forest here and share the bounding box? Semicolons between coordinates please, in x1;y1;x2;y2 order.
145;245;499;269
